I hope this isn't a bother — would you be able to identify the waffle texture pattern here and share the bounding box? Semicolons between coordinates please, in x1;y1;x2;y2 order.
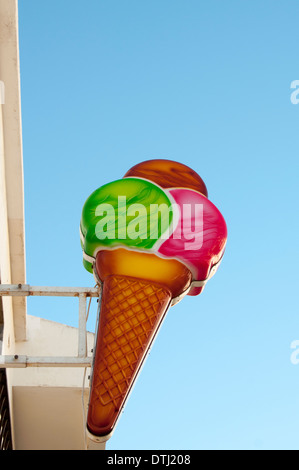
87;274;171;436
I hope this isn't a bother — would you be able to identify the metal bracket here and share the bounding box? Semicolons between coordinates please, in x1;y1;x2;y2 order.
0;284;101;368
0;355;93;368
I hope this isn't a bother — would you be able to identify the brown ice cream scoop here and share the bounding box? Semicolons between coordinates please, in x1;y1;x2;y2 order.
124;159;208;197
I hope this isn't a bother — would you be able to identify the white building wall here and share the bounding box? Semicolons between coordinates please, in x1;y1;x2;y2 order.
0;0;26;349
12;314;94;388
0;1;105;449
11;315;95;450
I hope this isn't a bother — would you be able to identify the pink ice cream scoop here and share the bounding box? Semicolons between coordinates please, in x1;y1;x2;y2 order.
158;188;227;295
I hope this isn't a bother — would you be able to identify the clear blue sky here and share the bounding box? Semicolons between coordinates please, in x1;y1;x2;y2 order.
18;0;299;450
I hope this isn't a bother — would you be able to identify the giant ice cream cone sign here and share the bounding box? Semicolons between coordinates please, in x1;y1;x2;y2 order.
80;159;227;439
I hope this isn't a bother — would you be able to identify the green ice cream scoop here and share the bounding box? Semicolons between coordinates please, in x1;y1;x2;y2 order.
80;177;173;272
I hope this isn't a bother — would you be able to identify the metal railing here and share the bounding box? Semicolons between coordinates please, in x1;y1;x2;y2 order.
0;284;101;369
0;283;105;450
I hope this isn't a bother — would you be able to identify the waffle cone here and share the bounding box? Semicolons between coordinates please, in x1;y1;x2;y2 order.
87;274;172;437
